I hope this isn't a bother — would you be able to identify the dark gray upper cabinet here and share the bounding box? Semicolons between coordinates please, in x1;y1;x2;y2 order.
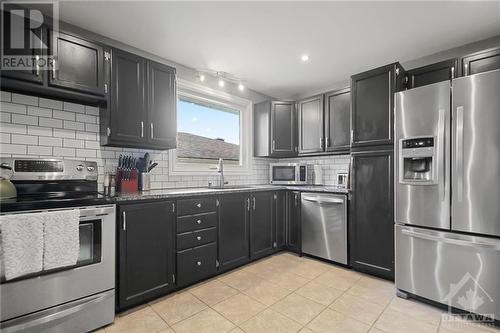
462;47;500;76
108;48;147;146
254;100;296;157
250;191;275;259
298;94;324;154
118;202;175;310
147;61;177;149
350;148;394;280
48;31;107;96
218;193;250;271
103;49;176;149
406;58;458;89
324;88;351;153
351;63;405;148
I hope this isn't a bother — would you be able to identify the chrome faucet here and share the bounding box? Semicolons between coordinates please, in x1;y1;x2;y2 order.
210;158;228;188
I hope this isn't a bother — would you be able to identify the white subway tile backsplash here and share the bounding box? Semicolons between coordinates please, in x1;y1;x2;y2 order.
28;145;52;156
39;136;62;147
1;123;26;134
39;117;63;128
76;131;97;141
27;106;52;118
53;128;76;138
63;138;84;148
12;114;38;126
0;112;11;123
85;123;99;133
76;113;97;124
76;148;96;158
12;134;37;145
1;102;27;114
63;120;84;131
53;147;76;157
11;93;38;106
63;101;85;113
1;143;26;154
85;105;99;116
1;91;11;102
0;133;10;143
85;140;100;149
53;110;76;121
28;126;52;137
39;97;63;110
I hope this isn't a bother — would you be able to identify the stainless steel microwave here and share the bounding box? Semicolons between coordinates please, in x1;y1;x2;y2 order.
270;163;308;185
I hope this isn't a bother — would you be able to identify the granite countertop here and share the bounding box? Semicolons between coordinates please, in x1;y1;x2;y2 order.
112;184;350;202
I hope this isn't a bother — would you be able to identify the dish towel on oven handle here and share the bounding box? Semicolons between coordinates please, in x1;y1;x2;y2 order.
0;212;44;281
43;209;80;270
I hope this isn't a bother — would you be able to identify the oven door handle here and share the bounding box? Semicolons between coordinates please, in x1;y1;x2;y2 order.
0;290;114;333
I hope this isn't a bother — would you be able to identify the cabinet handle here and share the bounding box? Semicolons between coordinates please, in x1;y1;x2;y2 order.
464;63;468;76
150;123;154;139
294;194;298;206
319;137;324;149
197;261;202;266
122;211;127;231
246;198;250;211
35;55;40;76
451;66;455;79
197;236;202;241
140;121;144;138
252;197;256;210
196;219;202;224
350;130;354;144
52;58;56;79
325;137;330;148
272;139;276;152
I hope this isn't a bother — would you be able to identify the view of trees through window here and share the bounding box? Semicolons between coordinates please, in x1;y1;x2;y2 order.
177;99;241;163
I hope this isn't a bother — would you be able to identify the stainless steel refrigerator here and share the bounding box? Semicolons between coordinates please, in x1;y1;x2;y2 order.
395;69;500;321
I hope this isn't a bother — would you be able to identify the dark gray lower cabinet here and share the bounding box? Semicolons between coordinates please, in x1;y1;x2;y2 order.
275;191;286;249
350;148;394;280
286;191;301;253
118;202;175;310
218;194;250;271
250;192;276;259
177;243;217;286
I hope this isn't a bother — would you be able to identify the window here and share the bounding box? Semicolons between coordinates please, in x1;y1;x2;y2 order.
177;98;240;165
169;79;252;175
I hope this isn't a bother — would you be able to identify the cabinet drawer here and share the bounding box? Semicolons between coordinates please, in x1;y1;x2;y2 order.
177;243;217;286
177;212;217;233
177;227;217;251
177;197;217;216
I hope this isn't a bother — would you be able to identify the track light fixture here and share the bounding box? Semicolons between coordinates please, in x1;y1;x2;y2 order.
196;70;246;92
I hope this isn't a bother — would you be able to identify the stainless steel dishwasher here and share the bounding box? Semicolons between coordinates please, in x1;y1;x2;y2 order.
301;192;347;264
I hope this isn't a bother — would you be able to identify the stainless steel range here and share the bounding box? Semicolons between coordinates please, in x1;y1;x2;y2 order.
394;70;500;322
0;158;115;333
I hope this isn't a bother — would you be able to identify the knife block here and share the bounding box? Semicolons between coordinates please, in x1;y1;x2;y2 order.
117;169;138;193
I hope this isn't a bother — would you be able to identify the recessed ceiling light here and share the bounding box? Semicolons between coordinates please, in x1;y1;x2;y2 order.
238;83;245;91
301;54;310;62
218;79;225;87
199;74;205;82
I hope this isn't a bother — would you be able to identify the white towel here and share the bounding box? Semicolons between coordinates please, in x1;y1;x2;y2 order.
0;212;44;281
43;209;80;270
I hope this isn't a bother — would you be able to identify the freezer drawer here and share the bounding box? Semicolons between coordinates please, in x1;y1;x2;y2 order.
396;225;500;319
301;193;347;264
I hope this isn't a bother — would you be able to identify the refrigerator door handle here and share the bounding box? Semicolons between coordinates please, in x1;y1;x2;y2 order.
438;108;446;201
456;106;464;202
401;229;500;250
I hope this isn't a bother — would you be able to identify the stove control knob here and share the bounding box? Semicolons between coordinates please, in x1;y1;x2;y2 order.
87;166;95;172
76;165;84;171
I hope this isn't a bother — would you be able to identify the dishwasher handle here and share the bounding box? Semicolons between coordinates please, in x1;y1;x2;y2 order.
302;196;344;204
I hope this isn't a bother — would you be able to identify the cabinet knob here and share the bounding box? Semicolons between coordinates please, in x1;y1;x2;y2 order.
196;219;202;224
197;236;202;241
197;261;202;266
196;203;202;208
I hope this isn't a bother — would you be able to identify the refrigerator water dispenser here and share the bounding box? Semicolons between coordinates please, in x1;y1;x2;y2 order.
399;137;438;185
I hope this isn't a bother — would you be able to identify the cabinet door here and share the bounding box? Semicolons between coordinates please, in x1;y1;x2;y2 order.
325;88;350;152
406;59;457;89
118;202;175;310
462;47;500;76
49;31;106;96
0;9;44;84
110;49;146;145
351;63;402;147
250;192;275;259
275;191;286;249
350;149;394;280
298;95;324;154
286;191;301;253
218;194;250;271
147;61;177;149
271;101;296;156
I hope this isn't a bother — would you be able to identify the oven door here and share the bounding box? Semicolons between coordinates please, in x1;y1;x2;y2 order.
0;205;116;322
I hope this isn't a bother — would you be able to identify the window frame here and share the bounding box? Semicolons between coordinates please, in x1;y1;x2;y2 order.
169;79;253;176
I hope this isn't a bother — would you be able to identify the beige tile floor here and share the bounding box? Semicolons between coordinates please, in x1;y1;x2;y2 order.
96;253;500;333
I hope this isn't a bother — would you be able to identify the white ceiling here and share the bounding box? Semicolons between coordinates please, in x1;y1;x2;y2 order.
59;1;500;99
